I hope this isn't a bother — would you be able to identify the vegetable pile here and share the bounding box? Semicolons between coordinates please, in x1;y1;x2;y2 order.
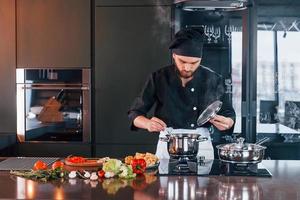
10;160;68;182
10;155;157;184
98;158;136;179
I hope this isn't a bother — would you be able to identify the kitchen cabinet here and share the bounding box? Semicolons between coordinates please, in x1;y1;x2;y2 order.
0;0;16;133
94;4;172;156
17;0;91;68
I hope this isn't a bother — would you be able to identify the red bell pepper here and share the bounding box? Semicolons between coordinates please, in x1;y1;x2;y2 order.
131;158;146;174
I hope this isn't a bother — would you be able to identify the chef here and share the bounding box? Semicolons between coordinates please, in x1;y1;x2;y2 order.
128;28;235;159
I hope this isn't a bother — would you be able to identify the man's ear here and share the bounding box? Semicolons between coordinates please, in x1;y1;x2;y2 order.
172;53;176;59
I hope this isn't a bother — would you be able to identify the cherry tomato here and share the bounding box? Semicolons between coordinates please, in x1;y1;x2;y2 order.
51;161;64;170
33;160;48;170
98;170;105;178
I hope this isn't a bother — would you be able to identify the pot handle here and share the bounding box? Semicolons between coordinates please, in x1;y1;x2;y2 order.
159;137;169;142
255;137;270;145
196;136;208;142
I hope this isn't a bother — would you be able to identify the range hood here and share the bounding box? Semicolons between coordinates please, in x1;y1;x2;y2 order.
174;0;248;11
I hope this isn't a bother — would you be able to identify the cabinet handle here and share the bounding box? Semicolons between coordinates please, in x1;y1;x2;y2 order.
21;86;89;90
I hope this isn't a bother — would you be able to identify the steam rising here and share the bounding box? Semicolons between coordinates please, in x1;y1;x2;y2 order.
152;0;179;45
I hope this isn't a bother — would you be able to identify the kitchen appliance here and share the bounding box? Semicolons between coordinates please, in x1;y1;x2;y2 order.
157;159;272;177
218;161;270;176
17;68;91;142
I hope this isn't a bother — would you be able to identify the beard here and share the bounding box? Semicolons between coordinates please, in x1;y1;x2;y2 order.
178;70;195;78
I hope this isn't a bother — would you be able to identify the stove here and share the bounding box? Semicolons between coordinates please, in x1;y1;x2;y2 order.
157;159;272;177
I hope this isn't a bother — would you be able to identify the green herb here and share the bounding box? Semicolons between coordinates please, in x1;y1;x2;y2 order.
10;168;69;182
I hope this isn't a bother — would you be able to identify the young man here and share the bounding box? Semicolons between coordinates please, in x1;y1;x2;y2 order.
128;28;235;159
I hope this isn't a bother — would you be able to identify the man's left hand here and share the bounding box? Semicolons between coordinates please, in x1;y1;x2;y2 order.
209;115;234;131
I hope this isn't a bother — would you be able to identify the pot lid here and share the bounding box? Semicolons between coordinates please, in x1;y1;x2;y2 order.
218;137;267;151
197;100;222;126
161;127;200;135
160;127;210;137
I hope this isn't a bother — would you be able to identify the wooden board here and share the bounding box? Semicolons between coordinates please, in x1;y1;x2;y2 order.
64;159;103;167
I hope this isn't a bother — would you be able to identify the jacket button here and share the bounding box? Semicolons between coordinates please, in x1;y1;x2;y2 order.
191;88;195;92
191;123;195;128
193;107;197;111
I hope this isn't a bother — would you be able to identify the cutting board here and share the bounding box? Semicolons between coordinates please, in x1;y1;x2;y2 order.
64;159;103;167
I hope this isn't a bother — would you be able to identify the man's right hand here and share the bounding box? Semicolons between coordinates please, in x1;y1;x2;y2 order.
146;117;167;132
133;116;167;132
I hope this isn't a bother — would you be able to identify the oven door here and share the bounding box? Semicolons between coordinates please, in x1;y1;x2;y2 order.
17;83;90;143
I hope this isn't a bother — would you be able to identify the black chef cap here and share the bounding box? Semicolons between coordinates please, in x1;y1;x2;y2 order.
169;28;204;58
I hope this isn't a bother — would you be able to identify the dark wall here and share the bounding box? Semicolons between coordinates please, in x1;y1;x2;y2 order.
0;0;16;133
94;3;172;157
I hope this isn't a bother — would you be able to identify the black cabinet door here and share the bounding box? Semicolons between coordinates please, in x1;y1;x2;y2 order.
17;0;91;68
95;6;171;146
0;0;16;133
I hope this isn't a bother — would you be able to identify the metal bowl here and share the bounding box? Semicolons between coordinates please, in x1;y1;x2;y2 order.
160;134;208;159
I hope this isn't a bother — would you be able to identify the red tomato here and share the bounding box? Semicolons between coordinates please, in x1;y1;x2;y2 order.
51;161;64;170
33;160;48;170
97;170;105;178
66;156;87;163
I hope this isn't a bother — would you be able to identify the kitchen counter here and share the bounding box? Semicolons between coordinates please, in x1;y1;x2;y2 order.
0;159;300;199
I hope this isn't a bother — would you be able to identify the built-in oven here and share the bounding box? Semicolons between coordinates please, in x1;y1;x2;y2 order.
17;68;91;142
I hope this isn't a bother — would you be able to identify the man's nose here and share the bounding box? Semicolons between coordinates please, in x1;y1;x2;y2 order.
184;64;192;71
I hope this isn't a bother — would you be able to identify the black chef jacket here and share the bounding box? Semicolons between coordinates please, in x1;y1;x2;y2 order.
128;64;236;133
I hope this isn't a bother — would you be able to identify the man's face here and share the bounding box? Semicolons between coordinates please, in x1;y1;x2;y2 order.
173;53;201;78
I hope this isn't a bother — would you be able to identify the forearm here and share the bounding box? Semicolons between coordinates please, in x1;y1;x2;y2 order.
133;116;150;130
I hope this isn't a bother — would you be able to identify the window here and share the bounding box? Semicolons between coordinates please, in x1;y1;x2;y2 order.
256;29;300;142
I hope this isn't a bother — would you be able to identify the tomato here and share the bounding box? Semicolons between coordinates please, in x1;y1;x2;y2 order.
51;161;64;170
33;160;48;170
66;156;87;163
97;170;105;178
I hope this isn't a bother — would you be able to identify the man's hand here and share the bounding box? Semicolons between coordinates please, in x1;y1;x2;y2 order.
133;116;167;132
146;117;167;132
209;115;234;131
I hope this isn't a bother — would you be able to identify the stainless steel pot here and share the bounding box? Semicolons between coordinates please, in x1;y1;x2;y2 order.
160;134;208;159
216;137;269;163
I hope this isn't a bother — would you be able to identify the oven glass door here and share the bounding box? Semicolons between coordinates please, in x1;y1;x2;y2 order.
17;69;90;142
24;87;83;141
